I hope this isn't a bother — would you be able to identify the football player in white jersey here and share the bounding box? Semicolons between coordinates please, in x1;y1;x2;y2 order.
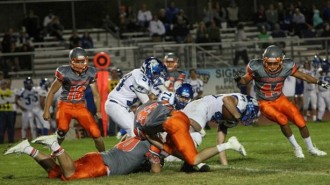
16;77;50;140
105;57;167;138
182;93;259;166
317;59;330;122
302;59;318;121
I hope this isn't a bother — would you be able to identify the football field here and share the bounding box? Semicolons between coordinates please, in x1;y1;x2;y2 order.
1;122;330;185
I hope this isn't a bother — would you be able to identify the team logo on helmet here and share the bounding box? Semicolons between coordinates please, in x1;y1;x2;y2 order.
141;57;167;85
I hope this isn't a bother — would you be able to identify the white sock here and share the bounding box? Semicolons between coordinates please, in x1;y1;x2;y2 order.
217;143;230;152
287;135;301;149
50;141;61;152
303;136;314;150
312;115;316;121
23;146;39;158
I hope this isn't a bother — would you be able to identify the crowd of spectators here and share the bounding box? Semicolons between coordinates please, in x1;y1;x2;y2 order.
3;0;330;75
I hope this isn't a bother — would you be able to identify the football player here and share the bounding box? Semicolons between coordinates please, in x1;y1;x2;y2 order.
105;57;168;138
43;47;105;152
134;101;247;172
182;93;259;166
16;77;50;140
163;52;186;91
4;134;162;181
316;58;330;122
302;58;318;121
235;45;329;158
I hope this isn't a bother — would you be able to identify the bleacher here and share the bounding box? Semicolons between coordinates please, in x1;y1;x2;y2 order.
2;22;330;78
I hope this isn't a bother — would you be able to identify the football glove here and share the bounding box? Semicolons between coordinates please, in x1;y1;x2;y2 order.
317;80;330;89
233;70;245;83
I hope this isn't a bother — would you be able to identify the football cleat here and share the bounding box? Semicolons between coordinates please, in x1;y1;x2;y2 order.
31;134;57;148
180;162;198;173
309;147;327;156
196;163;211;172
4;139;30;155
228;136;247;156
294;147;305;158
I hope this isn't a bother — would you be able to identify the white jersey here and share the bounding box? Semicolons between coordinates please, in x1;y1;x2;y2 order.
283;76;296;97
107;69;151;107
302;69;317;92
183;93;250;128
185;78;203;98
16;88;40;110
157;91;175;105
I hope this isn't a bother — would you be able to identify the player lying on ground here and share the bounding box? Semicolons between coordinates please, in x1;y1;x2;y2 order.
4;135;162;181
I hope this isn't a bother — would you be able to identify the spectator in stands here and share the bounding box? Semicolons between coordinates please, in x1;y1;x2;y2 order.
277;2;286;28
171;15;190;44
207;19;222;51
322;0;330;23
137;3;152;31
203;1;219;27
233;23;249;66
312;6;324;30
254;4;268;30
43;10;55;31
17;27;33;49
195;21;209;45
47;16;64;41
165;1;179;24
126;5;138;32
118;5;128;33
265;3;278;31
148;14;166;42
215;1;227;28
1;28;19;74
257;25;272;49
282;3;295;35
22;9;41;42
81;32;94;49
271;23;287;48
68;30;81;49
292;8;307;37
226;1;239;28
158;8;171;36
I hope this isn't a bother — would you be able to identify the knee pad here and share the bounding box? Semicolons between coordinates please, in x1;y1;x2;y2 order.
56;130;66;139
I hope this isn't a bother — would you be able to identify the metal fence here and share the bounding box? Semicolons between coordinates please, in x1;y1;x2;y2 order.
1;36;329;78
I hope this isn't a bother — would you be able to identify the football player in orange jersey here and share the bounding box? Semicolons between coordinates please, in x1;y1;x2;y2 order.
43;47;105;152
235;45;329;158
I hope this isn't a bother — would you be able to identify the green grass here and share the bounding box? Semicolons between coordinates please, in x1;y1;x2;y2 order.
1;122;330;185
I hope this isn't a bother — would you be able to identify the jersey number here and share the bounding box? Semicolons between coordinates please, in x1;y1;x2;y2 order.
68;86;86;100
260;82;283;97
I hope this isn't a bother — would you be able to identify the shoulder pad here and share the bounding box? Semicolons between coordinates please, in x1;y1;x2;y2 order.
55;65;70;81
